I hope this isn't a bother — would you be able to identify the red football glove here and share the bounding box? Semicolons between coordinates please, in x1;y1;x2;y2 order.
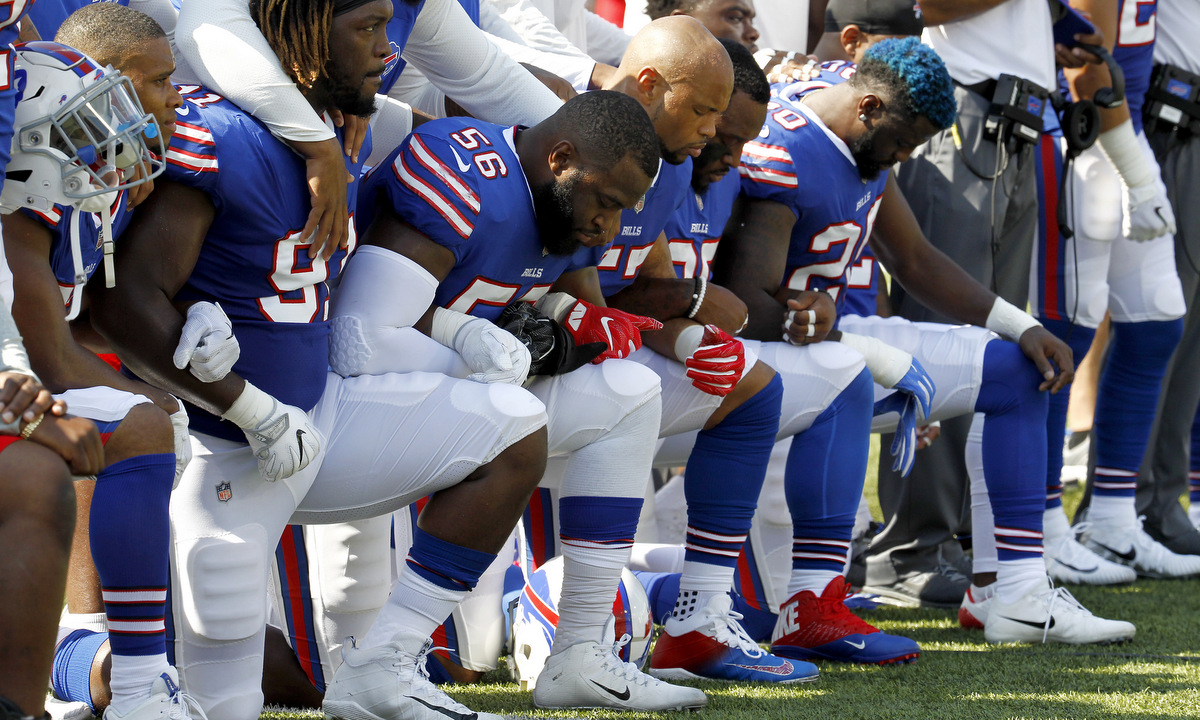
685;325;746;396
561;300;663;363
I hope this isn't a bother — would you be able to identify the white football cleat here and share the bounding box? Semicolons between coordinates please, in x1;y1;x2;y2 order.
1045;533;1137;585
957;583;994;630
323;638;500;720
1078;517;1200;579
532;637;707;712
985;579;1135;645
102;669;206;720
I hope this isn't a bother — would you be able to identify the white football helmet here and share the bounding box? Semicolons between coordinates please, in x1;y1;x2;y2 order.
509;556;653;690
0;41;164;215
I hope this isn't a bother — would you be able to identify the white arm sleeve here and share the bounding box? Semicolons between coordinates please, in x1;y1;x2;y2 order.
407;0;563;125
582;10;630;65
329;246;471;378
484;29;596;92
366;94;415;168
488;0;588;57
175;0;335;144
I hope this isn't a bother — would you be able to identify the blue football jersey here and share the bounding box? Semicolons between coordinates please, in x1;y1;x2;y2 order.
739;95;887;312
663;168;739;280
21;190;133;311
358;119;592;321
0;0;34;185
774;60;857;102
595;158;692;296
1114;0;1157;133
840;244;880;318
381;0;480;95
165;85;368;441
26;0;135;42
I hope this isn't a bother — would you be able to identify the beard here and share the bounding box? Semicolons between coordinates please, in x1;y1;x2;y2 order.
532;172;583;256
322;62;382;118
691;143;725;192
849;128;889;181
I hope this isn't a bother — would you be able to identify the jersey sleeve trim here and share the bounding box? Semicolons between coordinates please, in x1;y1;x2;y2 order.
393;139;476;240
409;135;481;213
167;121;219;174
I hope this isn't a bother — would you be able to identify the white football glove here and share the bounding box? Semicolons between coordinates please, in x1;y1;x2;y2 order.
1123;182;1177;242
430;307;530;385
173;302;240;382
222;382;322;482
168;399;191;489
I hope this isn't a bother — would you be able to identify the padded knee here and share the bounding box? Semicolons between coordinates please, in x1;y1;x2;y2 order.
178;526;269;642
978;340;1045;413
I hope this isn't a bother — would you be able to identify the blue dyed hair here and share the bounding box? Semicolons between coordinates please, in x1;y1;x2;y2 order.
851;37;956;130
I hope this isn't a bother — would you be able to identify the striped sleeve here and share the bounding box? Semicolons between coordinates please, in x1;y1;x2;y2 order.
380;132;483;256
739;133;799;206
164;118;220;190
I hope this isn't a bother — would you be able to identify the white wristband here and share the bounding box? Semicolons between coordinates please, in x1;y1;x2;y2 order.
534;292;578;323
837;332;911;388
221;381;275;430
985;298;1041;342
673;323;706;363
1097;120;1157;189
430;307;479;351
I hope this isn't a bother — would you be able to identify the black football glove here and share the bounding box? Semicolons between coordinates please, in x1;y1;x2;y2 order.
496;301;606;376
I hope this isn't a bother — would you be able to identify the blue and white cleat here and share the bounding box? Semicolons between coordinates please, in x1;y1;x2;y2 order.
771;577;920;665
648;594;818;683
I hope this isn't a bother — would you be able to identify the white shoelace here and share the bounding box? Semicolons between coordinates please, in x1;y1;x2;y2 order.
1040;583;1089;644
166;688;208;720
601;635;660;688
705;607;764;658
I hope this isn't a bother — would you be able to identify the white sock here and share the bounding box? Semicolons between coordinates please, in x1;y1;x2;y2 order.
995;559;1048;604
107;653;170;715
60;610;108;634
362;568;465;655
553;544;630;651
787;569;840;597
670;560;735;621
1085;495;1137;534
1043;506;1071;546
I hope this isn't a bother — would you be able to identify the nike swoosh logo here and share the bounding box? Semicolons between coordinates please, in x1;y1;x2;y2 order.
1051;558;1097;573
296;429;307;465
409;696;477;720
450;147;470;173
998;614;1056;630
590;680;631;701
844;639;866;649
600;315;616;349
1094;542;1136;562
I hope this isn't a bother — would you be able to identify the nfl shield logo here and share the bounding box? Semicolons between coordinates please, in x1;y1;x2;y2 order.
216;482;233;503
634;195;645;213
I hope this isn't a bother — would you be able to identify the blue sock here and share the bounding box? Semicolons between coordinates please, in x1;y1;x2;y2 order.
1040;318;1095;510
53;629;108;711
683;374;783;568
90;453;174;657
558;495;642;551
1092;319;1183;499
407;527;496;592
976;342;1047;561
785;368;872;580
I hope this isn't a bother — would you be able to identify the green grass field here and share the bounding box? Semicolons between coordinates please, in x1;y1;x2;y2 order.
262;440;1200;720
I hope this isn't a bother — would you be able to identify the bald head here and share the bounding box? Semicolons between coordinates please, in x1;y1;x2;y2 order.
620;16;732;89
612;17;734;164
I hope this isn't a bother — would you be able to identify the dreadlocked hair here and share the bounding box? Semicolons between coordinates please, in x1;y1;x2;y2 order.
250;0;334;89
